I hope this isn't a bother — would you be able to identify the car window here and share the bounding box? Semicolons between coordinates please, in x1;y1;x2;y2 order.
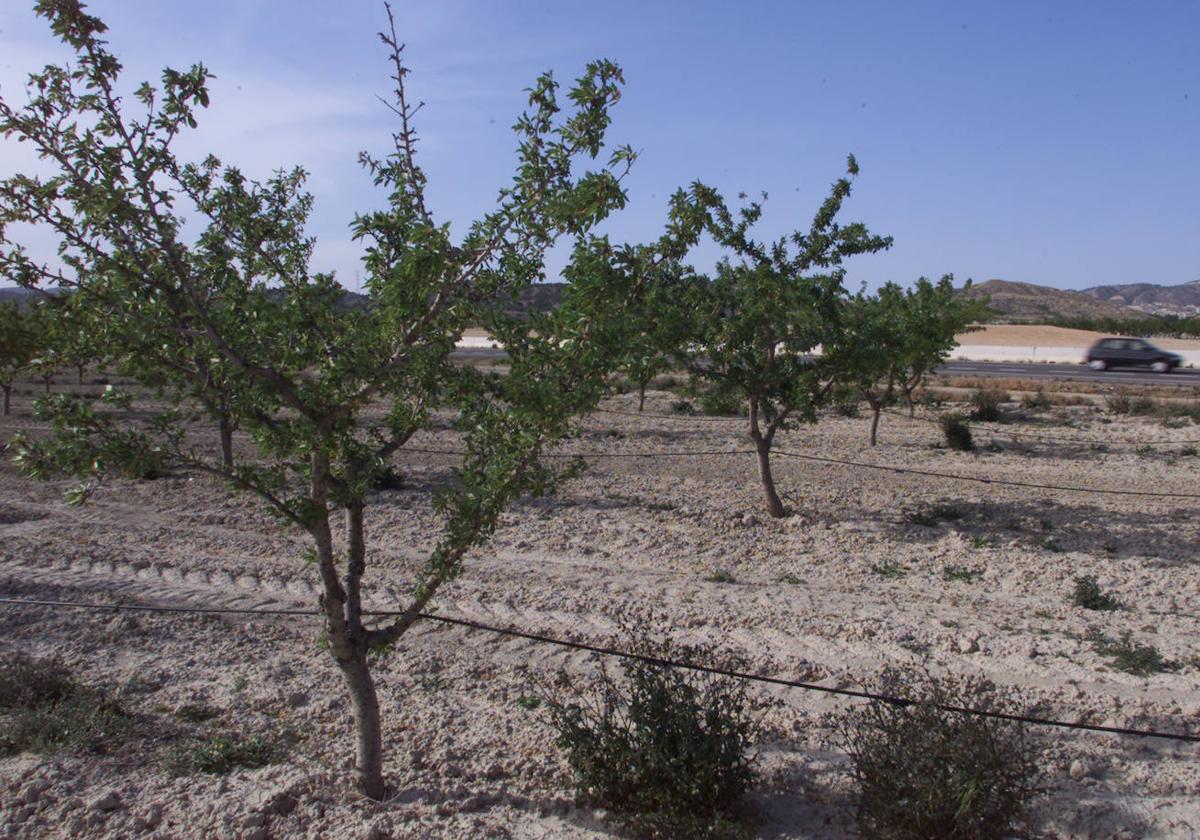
1099;339;1120;349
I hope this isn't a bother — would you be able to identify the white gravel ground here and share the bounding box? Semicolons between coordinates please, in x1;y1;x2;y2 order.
1;388;1198;838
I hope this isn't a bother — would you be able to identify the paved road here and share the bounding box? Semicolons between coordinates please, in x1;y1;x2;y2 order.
936;360;1200;388
454;347;1200;389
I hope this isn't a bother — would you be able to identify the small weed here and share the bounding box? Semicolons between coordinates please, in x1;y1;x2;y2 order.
1070;576;1121;611
871;561;907;579
906;504;964;527
777;574;804;585
1087;630;1176;676
1038;518;1054;532
165;733;284;776
515;695;542;711
706;569;737;584
1021;388;1052;411
232;676;248;693
1039;537;1064;553
899;639;931;656
943;565;982;583
970;535;990;549
419;673;447;692
670;399;695;416
1180;446;1198;457
174;703;221;724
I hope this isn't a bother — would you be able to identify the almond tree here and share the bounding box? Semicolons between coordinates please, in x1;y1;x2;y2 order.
680;159;891;517
0;301;39;415
840;277;987;445
0;0;708;798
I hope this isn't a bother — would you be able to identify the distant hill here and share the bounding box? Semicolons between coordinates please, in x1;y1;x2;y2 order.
1081;279;1200;317
962;279;1142;323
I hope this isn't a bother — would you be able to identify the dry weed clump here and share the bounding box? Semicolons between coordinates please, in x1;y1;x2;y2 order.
0;651;132;756
835;670;1039;840
969;388;1009;422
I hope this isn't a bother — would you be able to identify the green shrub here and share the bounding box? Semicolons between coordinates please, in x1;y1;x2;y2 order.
545;635;757;838
940;413;974;451
705;569;737;584
835;671;1038;840
1070;576;1121;611
670;399;695;415
1087;630;1176;676
165;733;284;776
369;464;405;491
835;399;862;418
969;388;1008;422
698;386;745;418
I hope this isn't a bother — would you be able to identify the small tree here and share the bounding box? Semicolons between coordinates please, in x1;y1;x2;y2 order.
613;268;692;411
895;276;987;416
0;0;707;798
840;276;985;446
680;159;891;517
0;301;40;415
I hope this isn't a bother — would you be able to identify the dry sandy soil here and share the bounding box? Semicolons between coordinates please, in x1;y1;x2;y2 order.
1;385;1199;839
955;324;1200;351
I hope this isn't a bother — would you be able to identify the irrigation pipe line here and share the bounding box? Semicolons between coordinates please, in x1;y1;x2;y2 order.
0;596;1196;745
400;446;1200;500
884;409;1200;447
593;405;745;423
592;403;1200;447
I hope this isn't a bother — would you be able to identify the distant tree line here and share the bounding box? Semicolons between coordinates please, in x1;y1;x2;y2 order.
1043;314;1200;340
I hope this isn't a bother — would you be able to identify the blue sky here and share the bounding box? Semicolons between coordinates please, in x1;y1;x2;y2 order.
2;0;1197;292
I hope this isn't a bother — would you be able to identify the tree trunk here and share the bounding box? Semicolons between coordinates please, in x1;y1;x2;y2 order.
2;384;9;416
336;649;386;800
906;390;916;417
638;381;647;412
77;364;85;386
754;439;786;518
869;401;882;447
43;377;51;395
218;414;235;471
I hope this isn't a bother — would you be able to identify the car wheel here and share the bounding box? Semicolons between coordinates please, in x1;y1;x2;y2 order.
1088;360;1107;371
1151;361;1170;373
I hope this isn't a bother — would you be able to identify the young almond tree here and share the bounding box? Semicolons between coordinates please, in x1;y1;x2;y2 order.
613;271;692;411
0;0;707;798
0;300;40;415
841;276;987;445
680;159;891;517
893;276;988;416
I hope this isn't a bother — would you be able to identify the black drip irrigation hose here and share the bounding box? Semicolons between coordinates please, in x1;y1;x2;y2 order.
399;445;1200;500
0;596;1196;745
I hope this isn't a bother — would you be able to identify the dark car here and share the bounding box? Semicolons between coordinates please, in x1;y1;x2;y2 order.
1085;337;1182;373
